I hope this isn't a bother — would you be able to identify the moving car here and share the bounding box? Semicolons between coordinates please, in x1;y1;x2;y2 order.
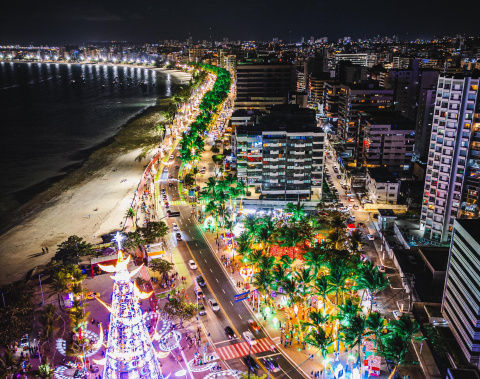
209;298;220;312
244;356;259;371
86;291;100;300
197;276;206;287
353;204;359;210
243;331;256;344
164;202;170;208
337;175;342;179
263;357;281;373
248;319;260;332
188;260;197;270
224;326;236;339
162;195;168;200
194;287;205;299
377;265;386;273
176;232;182;241
393;310;403;320
20;334;29;348
170;155;174;159
172;223;179;231
161;188;166;194
367;234;375;241
198;304;207;316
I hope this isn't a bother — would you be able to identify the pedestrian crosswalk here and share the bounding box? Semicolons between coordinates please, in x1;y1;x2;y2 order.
168;200;207;206
216;338;274;361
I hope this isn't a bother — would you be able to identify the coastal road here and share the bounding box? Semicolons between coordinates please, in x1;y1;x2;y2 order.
158;156;307;378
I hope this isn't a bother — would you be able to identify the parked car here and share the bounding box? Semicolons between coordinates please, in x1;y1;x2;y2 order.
353;204;359;210
336;175;342;179
263;357;281;372
194;287;205;299
377;265;386;273
209;298;220;312
188;260;197;270
224;326;236;339
198;303;207;316
172;223;179;231
393;310;403;320
176;232;182;241
197;276;206;287
367;234;375;241
248;319;260;332
164;202;170;208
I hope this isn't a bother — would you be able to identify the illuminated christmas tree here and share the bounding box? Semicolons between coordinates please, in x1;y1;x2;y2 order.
95;233;164;379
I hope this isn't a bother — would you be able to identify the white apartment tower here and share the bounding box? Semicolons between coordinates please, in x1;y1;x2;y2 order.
420;74;480;243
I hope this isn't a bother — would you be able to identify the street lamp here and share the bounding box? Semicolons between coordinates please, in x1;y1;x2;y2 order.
39;274;45;306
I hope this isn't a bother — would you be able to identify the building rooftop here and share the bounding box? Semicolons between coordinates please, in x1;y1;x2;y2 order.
368;168;400;183
366;112;415;131
455;219;480;245
378;209;396;217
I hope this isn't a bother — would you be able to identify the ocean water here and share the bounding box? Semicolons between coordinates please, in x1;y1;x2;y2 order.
0;62;178;220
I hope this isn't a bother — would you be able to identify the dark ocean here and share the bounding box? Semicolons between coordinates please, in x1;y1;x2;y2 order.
0;62;179;220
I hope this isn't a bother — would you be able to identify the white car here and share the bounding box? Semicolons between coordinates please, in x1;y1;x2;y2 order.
367;234;375;241
377;265;386;273
172;223;179;231
243;331;257;345
209;298;220;312
188;260;197;270
393;310;403;320
170;155;174;159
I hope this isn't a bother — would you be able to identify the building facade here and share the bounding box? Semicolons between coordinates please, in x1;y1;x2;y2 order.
366;168;400;204
442;219;480;366
420;74;480;242
235;106;325;201
235;62;296;111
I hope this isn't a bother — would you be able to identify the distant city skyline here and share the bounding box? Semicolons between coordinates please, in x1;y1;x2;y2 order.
2;0;480;45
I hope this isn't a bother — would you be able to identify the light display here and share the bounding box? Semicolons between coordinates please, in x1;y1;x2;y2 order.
96;243;164;379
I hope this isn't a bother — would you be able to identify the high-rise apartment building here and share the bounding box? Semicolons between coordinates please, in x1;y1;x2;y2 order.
235;105;324;201
442;219;480;366
420;73;480;242
337;82;394;151
235;62;296;111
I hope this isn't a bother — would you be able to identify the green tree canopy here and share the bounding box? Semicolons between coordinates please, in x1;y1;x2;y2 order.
53;235;95;266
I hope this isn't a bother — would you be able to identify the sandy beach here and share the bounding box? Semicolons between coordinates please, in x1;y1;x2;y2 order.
0;66;191;285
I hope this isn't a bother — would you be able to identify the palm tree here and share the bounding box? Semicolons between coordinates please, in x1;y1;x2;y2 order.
303;248;326;276
341;314;367;370
49;271;68;309
326;214;347;233
327;262;349;306
256;226;275;255
285;201;306;223
294;269;313;309
313;276;331;313
365;311;387;349
390;315;424;342
304;328;333;373
242;215;259;241
252;269;274;303
39;304;60;355
244;249;264;268
271;263;288;290
378;333;411;378
327;230;345;250
277;227;302;257
348;230;365;253
281;277;298;307
355;268;389;313
302;310;330;332
235;180;248;213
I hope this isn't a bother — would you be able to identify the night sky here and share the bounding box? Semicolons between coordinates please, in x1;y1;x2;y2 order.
1;0;480;45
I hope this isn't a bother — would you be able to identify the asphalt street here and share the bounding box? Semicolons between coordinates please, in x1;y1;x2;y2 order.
157;150;307;379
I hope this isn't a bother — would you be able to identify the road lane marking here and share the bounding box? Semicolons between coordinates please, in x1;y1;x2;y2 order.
195;243;198;247
210;269;213;273
204;259;207;263
222;289;225;293
216;278;219;282
230;301;233;306
238;314;242;319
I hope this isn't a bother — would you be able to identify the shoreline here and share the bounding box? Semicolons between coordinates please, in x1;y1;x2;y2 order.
0;66;191;284
0;66;190;236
